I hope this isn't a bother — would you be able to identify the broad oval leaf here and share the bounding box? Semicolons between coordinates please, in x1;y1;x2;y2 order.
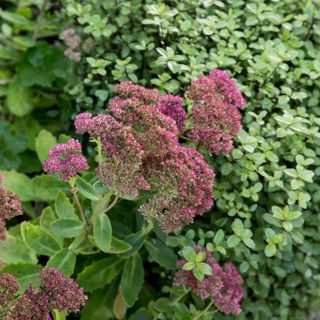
50;219;85;238
120;254;144;307
55;192;78;220
93;214;112;253
76;177;99;201
46;248;76;277
110;237;132;254
77;257;124;292
21;222;61;256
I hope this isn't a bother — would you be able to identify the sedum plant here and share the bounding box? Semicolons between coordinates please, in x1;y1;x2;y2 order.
0;70;246;319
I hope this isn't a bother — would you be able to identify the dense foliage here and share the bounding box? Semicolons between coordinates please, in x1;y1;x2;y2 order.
0;0;319;319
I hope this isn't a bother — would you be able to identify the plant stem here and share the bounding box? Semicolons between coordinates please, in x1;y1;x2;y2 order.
192;300;215;320
171;287;191;305
94;192;113;215
32;0;47;41
72;189;89;231
104;195;119;213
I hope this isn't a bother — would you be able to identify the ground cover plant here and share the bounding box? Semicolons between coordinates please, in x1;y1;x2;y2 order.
0;0;320;319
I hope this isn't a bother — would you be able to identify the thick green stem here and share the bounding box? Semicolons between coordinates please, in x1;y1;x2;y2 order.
104;195;119;213
192;300;216;320
72;189;89;231
52;309;67;320
171;287;191;305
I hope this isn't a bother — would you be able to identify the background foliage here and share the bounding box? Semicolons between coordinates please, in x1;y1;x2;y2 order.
0;0;320;319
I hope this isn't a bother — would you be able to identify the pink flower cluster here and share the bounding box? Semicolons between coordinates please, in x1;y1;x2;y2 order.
0;268;87;319
0;173;23;241
156;94;187;132
75;81;215;232
173;246;244;315
44;139;88;181
59;28;81;62
186;70;244;154
140;146;214;233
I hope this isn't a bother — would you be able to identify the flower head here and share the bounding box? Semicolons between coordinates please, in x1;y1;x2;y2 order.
40;268;87;313
156;94;186;132
186;70;244;154
140;147;214;233
173;246;243;315
0;173;23;241
43;139;88;181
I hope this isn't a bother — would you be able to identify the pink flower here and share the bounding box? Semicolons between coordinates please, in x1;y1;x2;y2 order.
173;246;244;315
43;139;88;181
0;173;23;241
40;268;87;313
156;94;187;132
186;69;244;154
140;146;215;233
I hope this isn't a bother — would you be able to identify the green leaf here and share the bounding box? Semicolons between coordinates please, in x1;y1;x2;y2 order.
77;257;124;292
21;222;61;256
182;262;195;271
46;248;76;277
33;175;69;201
227;235;241;248
197;262;212;276
181;246;196;262
265;244;277;257
282;221;293;232
145;239;177;270
110;237;132;254
0;233;37;264
2;170;35;201
55;192;78;220
35;129;57;163
195;251;206;263
50;219;85;238
232;219;244;236
6;81;33;116
93;214;112;253
243;237;256;250
120;230;148;258
120;254;145;307
192;266;204;281
213;230;224;244
76;177;99;201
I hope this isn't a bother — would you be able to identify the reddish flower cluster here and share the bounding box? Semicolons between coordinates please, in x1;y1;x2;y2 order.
156;94;187;132
186;69;244;154
173;246;244;315
0;173;23;241
74;81;216;232
44;139;88;181
1;268;87;319
40;268;87;313
140;146;214;233
59;28;81;62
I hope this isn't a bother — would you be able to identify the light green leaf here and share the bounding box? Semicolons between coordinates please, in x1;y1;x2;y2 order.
35;129;57;163
46;248;76;276
76;177;99;201
55;192;78;220
93;214;112;253
50;219;85;238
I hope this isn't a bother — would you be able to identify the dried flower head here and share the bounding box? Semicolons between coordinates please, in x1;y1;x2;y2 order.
40;268;87;313
43;139;88;181
75;112;149;197
186;69;244;154
173;246;244;315
140;147;214;233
